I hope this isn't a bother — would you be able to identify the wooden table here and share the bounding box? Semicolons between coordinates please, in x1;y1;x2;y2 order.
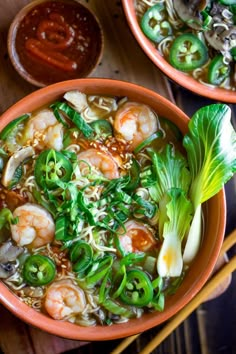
0;1;235;353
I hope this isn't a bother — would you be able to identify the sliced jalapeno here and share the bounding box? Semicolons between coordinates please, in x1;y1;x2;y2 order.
169;34;208;72
120;269;153;307
0;114;29;141
208;54;230;85
34;149;73;189
134;131;163;154
141;4;172;43
22;254;56;286
70;241;93;273
90;120;113;139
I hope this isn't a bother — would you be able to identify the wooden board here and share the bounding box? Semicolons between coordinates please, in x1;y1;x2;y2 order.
0;1;232;353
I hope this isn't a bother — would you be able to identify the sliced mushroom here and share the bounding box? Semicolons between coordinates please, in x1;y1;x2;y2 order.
0;263;15;279
0;242;23;279
0;241;23;263
1;146;34;188
205;25;236;52
64;90;88;113
173;0;209;30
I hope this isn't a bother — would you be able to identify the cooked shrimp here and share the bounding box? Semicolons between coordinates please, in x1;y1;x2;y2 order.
44;279;86;320
10;203;55;248
117;220;157;254
77;148;119;179
114;102;158;151
21;109;63;151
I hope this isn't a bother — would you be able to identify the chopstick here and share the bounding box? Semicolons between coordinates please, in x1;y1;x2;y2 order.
111;229;236;354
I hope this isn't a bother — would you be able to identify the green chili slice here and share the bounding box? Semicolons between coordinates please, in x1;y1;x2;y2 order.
112;264;127;299
141;4;172;43
120;269;153;307
22;255;56;286
208;54;230;85
134;131;163;154
89;120;113;139
169;34;208;72
0;114;29;141
34;149;73;189
70;241;93;273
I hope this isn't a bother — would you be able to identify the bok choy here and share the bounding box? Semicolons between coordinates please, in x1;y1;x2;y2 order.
183;104;236;263
142;145;192;277
157;188;193;277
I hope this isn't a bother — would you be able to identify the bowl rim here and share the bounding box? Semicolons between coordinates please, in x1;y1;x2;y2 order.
0;78;226;340
7;0;104;88
121;0;236;104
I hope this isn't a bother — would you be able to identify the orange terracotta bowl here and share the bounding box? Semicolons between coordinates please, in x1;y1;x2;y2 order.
121;0;236;104
0;78;226;341
7;0;103;87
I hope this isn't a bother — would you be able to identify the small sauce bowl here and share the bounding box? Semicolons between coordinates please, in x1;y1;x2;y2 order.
7;0;103;87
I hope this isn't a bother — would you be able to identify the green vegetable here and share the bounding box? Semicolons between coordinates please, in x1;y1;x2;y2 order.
89;119;113;139
157;188;193;277
34;149;73;189
102;298;132;317
160;118;183;141
133;131;163;154
120;269;153;306
51;102;93;138
9;165;23;189
85;255;113;286
183;104;236;263
208;55;230;85
0;208;15;229
141;4;172;43
151;276;165;311
112;264;127;298
0;114;29;141
70;241;93;273
22;255;56;286
169;34;208;72
123;158;140;192
55;216;69;241
219;0;236;5
145;144;191;205
231;46;236;60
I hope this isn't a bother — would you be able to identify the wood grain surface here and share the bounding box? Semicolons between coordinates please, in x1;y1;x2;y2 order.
0;1;234;354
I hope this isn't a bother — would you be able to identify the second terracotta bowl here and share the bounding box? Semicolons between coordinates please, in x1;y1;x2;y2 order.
121;0;236;103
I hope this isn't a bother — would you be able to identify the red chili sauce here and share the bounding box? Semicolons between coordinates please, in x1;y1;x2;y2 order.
14;0;103;85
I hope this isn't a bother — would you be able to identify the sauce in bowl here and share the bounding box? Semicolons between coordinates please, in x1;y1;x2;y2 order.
8;0;103;86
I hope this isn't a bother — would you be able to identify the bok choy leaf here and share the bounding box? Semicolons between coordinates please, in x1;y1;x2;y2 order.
147;144;191;202
183;104;236;263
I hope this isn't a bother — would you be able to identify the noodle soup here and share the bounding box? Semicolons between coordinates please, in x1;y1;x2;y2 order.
135;0;236;91
0;90;230;327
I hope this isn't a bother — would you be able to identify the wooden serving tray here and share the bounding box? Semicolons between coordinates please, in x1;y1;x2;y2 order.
0;1;231;353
